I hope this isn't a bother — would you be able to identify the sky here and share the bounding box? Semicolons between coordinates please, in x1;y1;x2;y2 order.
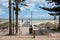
0;0;59;19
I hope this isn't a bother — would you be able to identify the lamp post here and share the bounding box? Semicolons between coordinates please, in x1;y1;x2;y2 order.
31;12;32;26
29;12;33;34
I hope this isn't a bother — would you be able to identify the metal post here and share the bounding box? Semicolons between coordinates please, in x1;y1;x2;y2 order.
29;12;33;34
31;12;32;26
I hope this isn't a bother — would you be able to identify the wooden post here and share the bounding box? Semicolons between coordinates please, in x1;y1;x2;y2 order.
33;30;35;38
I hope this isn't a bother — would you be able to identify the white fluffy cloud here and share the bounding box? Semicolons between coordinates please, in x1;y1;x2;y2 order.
20;7;26;11
25;0;45;4
25;0;46;11
25;3;37;11
0;9;4;14
0;0;56;11
0;0;8;7
0;0;54;19
0;0;46;12
19;13;53;19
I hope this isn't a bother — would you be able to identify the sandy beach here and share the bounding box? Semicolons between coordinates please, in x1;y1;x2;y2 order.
0;28;60;40
0;32;60;40
0;20;60;40
0;36;60;40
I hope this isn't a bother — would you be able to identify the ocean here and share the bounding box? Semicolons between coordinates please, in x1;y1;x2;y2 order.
0;19;58;25
0;19;58;22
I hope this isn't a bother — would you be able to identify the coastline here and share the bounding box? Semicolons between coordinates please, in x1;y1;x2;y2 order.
18;20;59;26
0;19;59;25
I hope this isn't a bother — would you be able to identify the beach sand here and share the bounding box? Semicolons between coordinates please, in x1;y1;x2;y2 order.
0;20;60;40
0;28;60;40
0;30;60;40
0;36;60;40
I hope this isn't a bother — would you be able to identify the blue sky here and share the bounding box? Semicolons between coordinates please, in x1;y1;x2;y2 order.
0;0;59;19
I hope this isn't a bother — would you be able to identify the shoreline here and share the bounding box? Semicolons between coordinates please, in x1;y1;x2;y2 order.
0;20;59;25
0;19;59;26
18;20;59;25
